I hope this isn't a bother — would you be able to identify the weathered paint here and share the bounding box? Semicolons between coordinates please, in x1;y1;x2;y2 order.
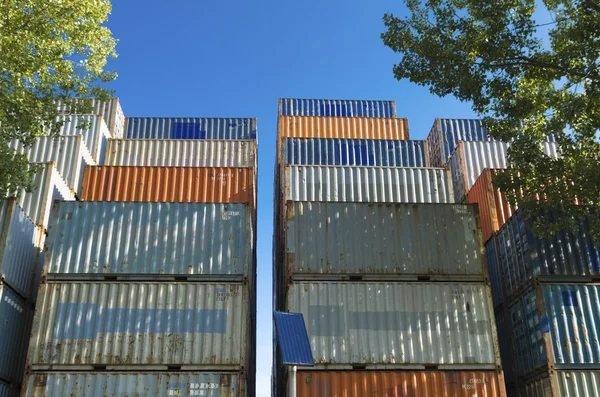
52;115;110;164
0;282;33;384
106;139;256;168
285;202;485;278
283;166;453;203
45;202;252;277
28;282;248;368
296;371;505;397
283;138;427;167
81;166;254;204
448;141;559;202
23;372;241;397
16;162;75;230
517;371;600;397
0;200;40;298
509;283;600;379
8;135;95;195
126;118;257;140
286;282;500;367
278;116;409;141
498;210;600;299
56;97;125;138
279;98;397;118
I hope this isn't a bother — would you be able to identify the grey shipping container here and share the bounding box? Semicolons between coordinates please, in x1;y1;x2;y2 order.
0;199;40;299
0;282;34;384
44;202;253;279
279;98;396;118
516;370;600;397
56;97;125;138
285;281;500;368
52;114;110;164
126;118;257;140
28;282;249;369
284;202;486;279
23;372;242;397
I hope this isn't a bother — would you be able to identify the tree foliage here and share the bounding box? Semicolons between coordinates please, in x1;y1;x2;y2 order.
0;0;117;198
382;0;600;242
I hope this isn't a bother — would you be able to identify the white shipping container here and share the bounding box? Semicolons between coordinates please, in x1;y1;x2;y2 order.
283;166;453;203
52;115;110;163
517;371;600;397
286;282;500;368
27;282;248;369
56;98;125;138
106;139;256;168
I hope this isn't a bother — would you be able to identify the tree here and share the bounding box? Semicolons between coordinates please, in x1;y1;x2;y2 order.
382;0;600;242
0;0;117;198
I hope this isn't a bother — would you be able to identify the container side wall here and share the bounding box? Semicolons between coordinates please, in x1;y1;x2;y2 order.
56;98;126;138
485;236;504;308
495;310;516;385
52;115;110;164
426;119;444;168
278;116;409;140
279;99;396;118
440;119;489;165
126;118;257;140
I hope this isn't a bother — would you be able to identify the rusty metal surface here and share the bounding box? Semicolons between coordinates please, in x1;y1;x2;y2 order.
278;116;409;140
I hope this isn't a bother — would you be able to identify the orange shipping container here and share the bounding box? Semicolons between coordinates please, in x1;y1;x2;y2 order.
278;116;409;140
296;371;506;397
81;166;254;204
466;169;514;243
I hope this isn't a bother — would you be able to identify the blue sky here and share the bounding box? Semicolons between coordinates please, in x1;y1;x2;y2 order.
106;1;476;396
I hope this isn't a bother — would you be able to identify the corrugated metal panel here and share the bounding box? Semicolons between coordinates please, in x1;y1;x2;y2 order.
485;235;504;308
24;372;241;397
557;370;600;396
0;282;33;384
0;200;39;298
52;114;110;164
449;141;559;202
285;202;485;278
28;282;248;368
498;210;600;299
274;312;314;365
284;166;453;203
81;166;254;204
56;98;125;138
106;139;256;168
517;375;552;397
45;202;252;277
279;98;397;118
283;138;427;167
0;382;18;397
278;116;409;140
286;282;499;367
126;118;257;140
495;310;516;385
8;135;95;195
16;162;75;230
296;371;505;397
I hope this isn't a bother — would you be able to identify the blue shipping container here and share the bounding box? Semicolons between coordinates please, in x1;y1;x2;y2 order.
279;98;396;118
126;117;257;140
283;138;427;167
495;310;516;385
485;235;504;308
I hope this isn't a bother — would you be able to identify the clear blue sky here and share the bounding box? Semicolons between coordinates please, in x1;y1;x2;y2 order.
106;2;476;396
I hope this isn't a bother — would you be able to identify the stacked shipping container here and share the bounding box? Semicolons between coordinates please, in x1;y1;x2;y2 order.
273;99;506;396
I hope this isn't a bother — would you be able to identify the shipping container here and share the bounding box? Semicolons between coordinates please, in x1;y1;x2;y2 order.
51;115;110;163
106;139;256;168
284;202;486;279
283;166;453;203
0;200;40;299
56;97;125;138
0;382;18;397
485;235;505;308
16;162;75;231
508;283;600;379
28;282;248;369
286;282;500;368
497;209;599;299
278;116;409;142
279;98;397;118
23;372;242;397
295;371;505;397
125;118;257;140
44;202;252;278
516;370;600;397
495;310;516;386
282;138;427;167
8;135;94;195
466;169;514;243
0;282;33;384
448;141;559;202
81;166;254;204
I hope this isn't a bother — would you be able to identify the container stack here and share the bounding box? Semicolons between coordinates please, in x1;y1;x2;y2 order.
0;99;124;396
273;99;507;396
21;116;257;396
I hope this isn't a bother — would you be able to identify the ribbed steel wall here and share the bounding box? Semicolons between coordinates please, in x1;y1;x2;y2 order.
283;138;427;167
285;202;485;278
55;98;125;138
495;311;516;385
278;116;409;140
54;115;110;164
24;372;241;397
126;118;257;140
106;139;256;168
485;236;504;308
279;98;396;118
28;282;248;368
0;382;18;397
284;166;453;203
286;282;499;367
45;202;252;278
